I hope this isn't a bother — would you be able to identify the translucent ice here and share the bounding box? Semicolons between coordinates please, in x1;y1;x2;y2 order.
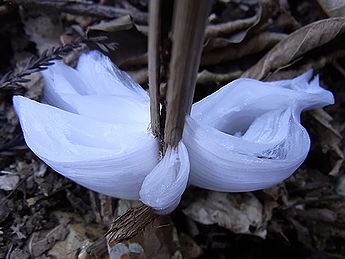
13;51;334;214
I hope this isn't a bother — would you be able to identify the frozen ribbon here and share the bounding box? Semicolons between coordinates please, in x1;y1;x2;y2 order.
13;51;334;214
13;51;159;201
183;71;334;191
140;141;190;214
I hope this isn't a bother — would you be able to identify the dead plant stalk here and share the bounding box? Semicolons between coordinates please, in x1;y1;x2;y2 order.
106;0;211;244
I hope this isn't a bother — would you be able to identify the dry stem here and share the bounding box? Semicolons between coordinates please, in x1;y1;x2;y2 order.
164;0;212;148
148;0;162;138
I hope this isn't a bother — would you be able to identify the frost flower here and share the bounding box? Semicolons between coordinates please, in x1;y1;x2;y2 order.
13;51;334;214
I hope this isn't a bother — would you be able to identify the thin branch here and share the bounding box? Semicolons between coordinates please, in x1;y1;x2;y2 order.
105;205;158;245
0;41;81;91
0;37;116;92
14;0;148;24
205;15;258;39
148;0;162;139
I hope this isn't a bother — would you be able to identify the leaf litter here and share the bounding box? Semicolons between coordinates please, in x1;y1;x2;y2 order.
0;0;345;258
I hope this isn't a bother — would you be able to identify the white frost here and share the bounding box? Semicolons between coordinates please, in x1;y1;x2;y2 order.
140;142;190;214
13;51;334;213
183;71;334;191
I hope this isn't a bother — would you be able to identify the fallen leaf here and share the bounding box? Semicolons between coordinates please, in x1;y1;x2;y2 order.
22;14;63;54
179;233;202;259
110;201;181;259
310;109;344;176
205;0;275;45
201;32;286;66
49;211;107;259
86;15;133;35
196;69;242;84
336;174;345;196
243;17;345;80
317;0;345;17
183;191;266;238
0;173;19;191
28;224;69;257
86;16;147;67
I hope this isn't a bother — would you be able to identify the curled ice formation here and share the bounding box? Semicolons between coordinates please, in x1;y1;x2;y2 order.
183;71;334;191
13;51;158;201
140;141;190;214
13;50;334;214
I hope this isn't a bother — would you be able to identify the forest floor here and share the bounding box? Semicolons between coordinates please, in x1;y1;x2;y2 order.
1;0;345;258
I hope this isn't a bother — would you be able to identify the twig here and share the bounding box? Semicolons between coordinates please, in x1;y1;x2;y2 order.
197;70;242;84
164;0;212;147
105;0;169;247
0;37;115;92
201;32;286;66
128;68;243;86
14;0;148;24
205;15;258;39
105;0;210;246
86;237;107;256
148;0;162;139
105;205;158;245
0;41;81;91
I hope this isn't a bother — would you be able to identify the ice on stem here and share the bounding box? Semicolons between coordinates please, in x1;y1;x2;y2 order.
13;51;334;214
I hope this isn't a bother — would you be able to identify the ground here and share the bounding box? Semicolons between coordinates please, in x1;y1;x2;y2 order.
0;0;345;258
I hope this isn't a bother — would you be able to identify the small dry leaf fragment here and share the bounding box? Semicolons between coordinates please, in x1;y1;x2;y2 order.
0;174;19;191
205;0;274;44
317;0;345;17
86;15;133;35
196;69;242;84
29;224;69;257
183;192;266;237
49;211;107;259
243;17;345;80
22;14;63;54
310;109;344;176
202;32;286;66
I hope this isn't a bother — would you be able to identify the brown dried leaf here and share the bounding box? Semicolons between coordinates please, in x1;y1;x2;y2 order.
87;19;147;67
205;0;275;45
86;15;133;35
0;174;19;191
183;191;267;238
22;14;63;55
196;70;242;84
108;216;181;259
49;211;107;259
201;32;286;66
243;17;345;80
310;109;344;176
28;224;69;257
317;0;345;17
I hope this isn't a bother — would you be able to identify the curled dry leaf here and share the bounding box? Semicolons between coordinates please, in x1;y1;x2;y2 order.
183;192;267;238
108;216;181;259
0;174;19;191
22;14;63;54
86;15;133;36
310;109;344;176
205;0;275;45
205;14;258;40
48;211;107;259
317;0;345;17
86;16;147;67
243;17;345;80
201;32;286;66
196;70;242;84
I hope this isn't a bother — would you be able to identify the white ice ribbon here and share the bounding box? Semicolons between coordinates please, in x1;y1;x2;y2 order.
184;72;334;192
13;51;334;214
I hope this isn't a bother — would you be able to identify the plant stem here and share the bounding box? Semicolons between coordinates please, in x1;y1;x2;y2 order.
164;0;212;148
148;0;162;139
